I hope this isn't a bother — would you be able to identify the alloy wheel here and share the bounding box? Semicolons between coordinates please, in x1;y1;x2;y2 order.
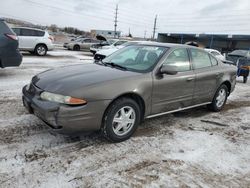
112;106;136;136
216;88;226;108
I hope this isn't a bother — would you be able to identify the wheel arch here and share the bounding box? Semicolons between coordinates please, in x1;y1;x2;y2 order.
221;80;231;95
73;44;80;50
35;43;48;51
102;92;146;125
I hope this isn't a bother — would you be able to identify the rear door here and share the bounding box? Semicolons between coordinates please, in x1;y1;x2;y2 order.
190;48;221;104
151;48;195;114
18;28;38;50
81;39;92;50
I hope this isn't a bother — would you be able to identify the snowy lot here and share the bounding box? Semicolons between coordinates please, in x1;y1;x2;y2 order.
0;49;250;188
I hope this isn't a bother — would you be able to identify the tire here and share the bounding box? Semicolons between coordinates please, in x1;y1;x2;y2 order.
35;44;47;56
243;76;248;83
207;84;228;112
101;97;141;142
73;45;80;51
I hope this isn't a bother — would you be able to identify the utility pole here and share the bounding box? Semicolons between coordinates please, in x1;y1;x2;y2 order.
114;4;118;38
152;15;157;40
144;30;147;39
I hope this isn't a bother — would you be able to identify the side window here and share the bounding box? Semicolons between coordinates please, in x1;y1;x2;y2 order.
210;55;218;66
34;30;45;37
190;49;212;69
84;39;91;43
163;48;190;72
20;29;33;36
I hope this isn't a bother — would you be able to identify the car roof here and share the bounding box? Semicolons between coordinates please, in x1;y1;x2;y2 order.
204;48;218;52
134;41;197;49
12;27;45;32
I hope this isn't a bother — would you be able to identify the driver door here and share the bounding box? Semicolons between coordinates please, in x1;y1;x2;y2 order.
151;48;195;114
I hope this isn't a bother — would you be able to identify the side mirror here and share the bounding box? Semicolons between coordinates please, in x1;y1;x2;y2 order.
160;65;178;75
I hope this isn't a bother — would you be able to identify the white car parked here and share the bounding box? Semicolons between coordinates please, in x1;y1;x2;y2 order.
12;27;54;56
204;48;225;61
94;41;142;61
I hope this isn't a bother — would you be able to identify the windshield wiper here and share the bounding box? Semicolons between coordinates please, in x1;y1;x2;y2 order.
104;62;127;70
94;59;106;66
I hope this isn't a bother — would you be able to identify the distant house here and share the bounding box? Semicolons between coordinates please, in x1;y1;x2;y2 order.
91;29;121;38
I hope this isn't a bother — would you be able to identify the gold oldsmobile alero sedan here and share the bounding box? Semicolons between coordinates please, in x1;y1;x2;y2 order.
23;42;237;142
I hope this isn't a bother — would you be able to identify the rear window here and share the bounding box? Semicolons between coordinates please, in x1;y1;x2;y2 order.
12;28;21;35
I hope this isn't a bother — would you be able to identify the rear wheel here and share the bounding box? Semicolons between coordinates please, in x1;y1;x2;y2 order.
101;98;141;142
73;45;80;51
35;44;47;56
243;76;248;83
207;84;228;112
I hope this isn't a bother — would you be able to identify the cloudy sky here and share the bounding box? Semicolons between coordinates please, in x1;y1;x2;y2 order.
1;0;250;37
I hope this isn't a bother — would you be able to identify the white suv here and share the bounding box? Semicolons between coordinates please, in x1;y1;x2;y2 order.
12;27;54;56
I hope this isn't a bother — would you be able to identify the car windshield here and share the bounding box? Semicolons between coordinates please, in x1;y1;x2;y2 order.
103;45;167;72
121;41;138;47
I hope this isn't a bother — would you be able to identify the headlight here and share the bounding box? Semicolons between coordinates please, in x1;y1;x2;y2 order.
40;92;87;105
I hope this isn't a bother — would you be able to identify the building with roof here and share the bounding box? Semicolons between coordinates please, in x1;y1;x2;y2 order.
157;33;250;53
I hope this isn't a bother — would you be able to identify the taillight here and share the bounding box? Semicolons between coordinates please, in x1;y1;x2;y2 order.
5;34;18;40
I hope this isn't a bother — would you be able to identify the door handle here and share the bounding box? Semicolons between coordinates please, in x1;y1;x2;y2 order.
186;77;194;81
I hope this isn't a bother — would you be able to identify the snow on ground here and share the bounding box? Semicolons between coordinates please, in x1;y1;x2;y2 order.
0;49;249;188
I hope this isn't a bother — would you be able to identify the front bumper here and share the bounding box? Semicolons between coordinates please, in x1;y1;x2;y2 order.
22;84;111;135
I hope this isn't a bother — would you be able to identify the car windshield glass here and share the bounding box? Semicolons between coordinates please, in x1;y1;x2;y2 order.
103;45;167;72
121;42;137;47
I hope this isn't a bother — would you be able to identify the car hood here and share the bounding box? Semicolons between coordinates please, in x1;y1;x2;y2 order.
96;35;107;41
32;63;139;96
97;48;119;56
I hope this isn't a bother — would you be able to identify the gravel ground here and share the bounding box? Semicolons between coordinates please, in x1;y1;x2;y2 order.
0;49;249;188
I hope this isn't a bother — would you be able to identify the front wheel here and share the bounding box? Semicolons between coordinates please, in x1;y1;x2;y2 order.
101;98;141;142
207;84;228;112
73;45;80;51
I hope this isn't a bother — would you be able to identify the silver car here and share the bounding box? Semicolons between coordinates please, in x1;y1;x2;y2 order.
22;42;237;142
67;38;99;51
